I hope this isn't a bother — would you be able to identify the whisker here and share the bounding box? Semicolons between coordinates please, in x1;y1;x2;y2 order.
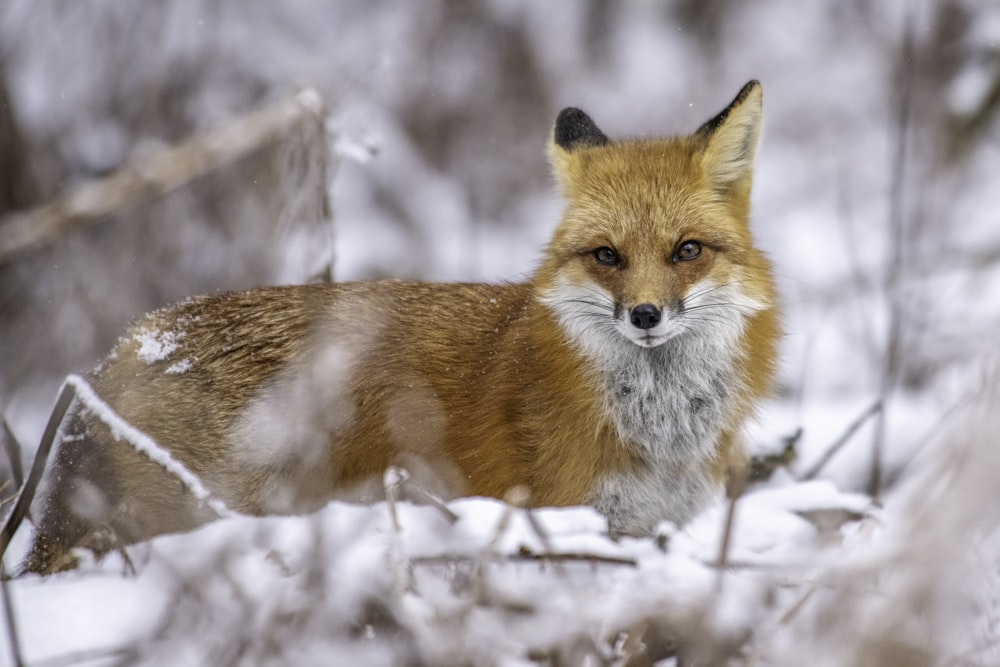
683;302;750;314
682;280;749;306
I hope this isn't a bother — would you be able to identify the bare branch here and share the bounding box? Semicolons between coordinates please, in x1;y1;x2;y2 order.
799;399;883;482
411;550;637;568
0;89;326;265
383;466;415;595
714;470;748;593
869;10;917;500
0;381;76;563
0;418;23;492
0;562;24;667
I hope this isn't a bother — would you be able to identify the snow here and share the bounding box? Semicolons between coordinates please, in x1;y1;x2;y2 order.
0;489;856;665
6;454;991;665
65;374;231;518
6;429;996;664
164;358;192;375
132;328;180;365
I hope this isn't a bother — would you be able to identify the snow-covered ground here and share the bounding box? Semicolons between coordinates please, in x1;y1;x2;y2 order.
0;482;885;665
5;422;998;665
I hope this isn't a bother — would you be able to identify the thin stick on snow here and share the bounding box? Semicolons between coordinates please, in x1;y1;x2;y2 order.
799;399;883;482
384;466;407;534
399;480;459;525
383;466;415;595
523;509;557;559
471;488;525;604
411;551;637;568
714;471;748;594
485;487;528;553
0;381;76;562
502;486;559;562
64;374;232;519
0;89;326;265
778;585;819;626
714;496;738;595
868;12;916;500
0;562;24;667
890;383;987;489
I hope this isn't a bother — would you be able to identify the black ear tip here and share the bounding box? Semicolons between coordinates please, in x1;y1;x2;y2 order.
736;79;762;102
696;80;763;138
554;107;609;150
556;107;588;126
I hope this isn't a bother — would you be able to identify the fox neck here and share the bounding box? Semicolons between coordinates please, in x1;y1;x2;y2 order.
531;280;748;531
598;323;743;462
534;282;747;456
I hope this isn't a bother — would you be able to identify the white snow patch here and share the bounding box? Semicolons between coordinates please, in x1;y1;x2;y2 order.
164;358;193;374
133;327;181;364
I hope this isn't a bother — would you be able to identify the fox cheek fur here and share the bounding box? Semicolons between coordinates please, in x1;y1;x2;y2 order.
539;82;773;360
23;81;780;574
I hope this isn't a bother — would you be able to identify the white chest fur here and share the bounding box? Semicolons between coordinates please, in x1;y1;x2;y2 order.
541;277;758;534
590;323;745;535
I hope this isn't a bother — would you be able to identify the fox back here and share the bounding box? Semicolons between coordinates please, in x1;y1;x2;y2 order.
25;81;779;574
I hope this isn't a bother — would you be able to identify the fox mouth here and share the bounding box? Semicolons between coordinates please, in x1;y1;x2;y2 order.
625;329;676;348
637;334;667;348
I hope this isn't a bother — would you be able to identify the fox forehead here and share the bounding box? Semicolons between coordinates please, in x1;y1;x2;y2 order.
559;136;702;195
555;138;751;250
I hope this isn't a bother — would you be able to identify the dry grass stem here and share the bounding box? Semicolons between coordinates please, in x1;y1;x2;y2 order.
0;89;326;265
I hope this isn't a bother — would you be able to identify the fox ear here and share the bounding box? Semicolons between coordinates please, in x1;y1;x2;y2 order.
549;107;609;191
553;108;609;151
696;80;763;193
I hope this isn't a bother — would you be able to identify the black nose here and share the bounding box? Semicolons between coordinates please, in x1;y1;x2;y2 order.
630;303;661;330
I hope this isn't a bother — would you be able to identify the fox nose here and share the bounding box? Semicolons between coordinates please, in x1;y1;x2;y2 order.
629;303;661;330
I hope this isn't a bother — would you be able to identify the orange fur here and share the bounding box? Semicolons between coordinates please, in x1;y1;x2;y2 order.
26;81;779;573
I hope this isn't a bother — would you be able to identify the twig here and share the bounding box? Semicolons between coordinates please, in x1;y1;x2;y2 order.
384;467;407;535
714;470;748;593
799;399;883;481
523;508;555;555
0;381;76;563
0;89;326;265
0;482;11;510
778;585;819;626
399;478;459;525
748;428;802;483
30;646;135;667
1;418;24;491
714;497;738;595
702;558;818;572
868;10;916;500
0;562;23;667
411;551;636;568
383;467;415;595
891;382;988;489
471;486;529;604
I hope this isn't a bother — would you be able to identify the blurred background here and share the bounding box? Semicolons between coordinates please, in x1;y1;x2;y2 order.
1;0;998;495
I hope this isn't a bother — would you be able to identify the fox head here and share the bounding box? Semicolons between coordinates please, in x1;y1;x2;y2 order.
537;81;775;359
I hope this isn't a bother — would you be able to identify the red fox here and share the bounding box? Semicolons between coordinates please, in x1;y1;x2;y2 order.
24;81;779;573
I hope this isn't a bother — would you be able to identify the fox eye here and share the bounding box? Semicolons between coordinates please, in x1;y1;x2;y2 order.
593;246;620;266
674;240;703;262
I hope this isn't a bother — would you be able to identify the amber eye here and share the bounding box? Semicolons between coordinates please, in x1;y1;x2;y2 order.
594;246;620;266
674;240;703;262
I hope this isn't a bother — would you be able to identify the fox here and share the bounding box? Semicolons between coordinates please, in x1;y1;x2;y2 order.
23;80;779;574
